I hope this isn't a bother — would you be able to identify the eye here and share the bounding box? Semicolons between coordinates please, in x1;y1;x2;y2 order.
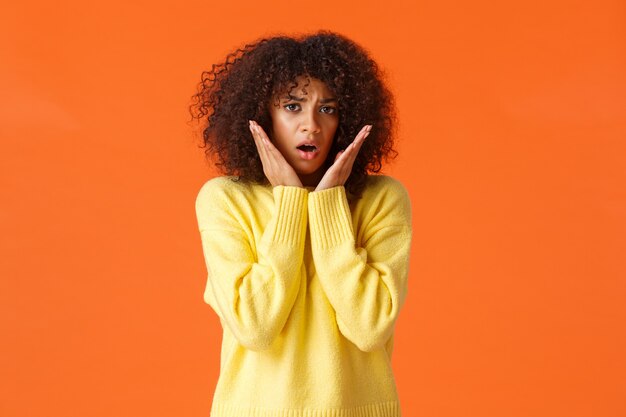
320;106;337;114
284;103;300;112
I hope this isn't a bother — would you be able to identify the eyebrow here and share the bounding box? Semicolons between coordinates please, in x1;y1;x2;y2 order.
283;94;338;104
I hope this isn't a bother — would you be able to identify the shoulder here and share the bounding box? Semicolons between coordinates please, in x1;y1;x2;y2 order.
196;175;240;197
195;175;274;212
361;175;411;206
195;176;267;229
353;175;412;226
195;176;252;210
363;174;408;193
197;175;268;199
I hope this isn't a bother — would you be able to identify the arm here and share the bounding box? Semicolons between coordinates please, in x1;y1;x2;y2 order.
195;179;308;351
307;180;412;352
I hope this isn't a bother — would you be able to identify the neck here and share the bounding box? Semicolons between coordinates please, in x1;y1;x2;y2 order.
298;166;326;188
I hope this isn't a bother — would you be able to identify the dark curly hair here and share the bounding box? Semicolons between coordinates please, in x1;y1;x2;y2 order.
189;30;398;201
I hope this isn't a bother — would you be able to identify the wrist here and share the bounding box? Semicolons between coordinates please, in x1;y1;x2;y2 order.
314;184;342;192
285;181;304;188
277;181;304;188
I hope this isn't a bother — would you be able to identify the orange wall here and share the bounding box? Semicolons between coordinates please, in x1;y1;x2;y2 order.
1;1;625;416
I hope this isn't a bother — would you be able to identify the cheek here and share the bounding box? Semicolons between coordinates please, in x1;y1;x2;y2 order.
269;117;296;151
325;121;339;141
272;114;295;135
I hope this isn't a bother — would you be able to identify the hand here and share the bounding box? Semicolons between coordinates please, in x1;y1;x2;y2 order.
249;120;303;187
315;125;372;191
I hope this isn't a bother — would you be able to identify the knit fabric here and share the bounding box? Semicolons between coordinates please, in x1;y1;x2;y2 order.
195;174;413;417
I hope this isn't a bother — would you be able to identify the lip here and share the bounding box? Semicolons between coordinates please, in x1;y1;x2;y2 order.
295;140;320;149
297;148;320;160
294;140;321;161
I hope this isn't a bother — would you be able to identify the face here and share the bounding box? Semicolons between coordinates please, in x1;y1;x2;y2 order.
268;76;339;187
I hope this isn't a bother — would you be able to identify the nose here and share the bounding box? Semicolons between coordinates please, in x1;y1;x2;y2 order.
300;110;321;135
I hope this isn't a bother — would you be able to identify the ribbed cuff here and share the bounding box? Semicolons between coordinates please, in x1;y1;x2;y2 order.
308;186;354;250
270;185;308;245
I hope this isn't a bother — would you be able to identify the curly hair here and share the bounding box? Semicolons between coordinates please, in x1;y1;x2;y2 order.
189;30;398;202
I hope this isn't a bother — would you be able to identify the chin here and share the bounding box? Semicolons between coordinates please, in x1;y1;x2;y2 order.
295;166;323;175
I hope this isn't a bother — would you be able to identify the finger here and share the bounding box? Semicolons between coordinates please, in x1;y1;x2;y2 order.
249;121;265;159
255;122;272;147
333;126;370;178
250;121;271;153
249;121;264;158
346;125;371;162
338;125;369;162
253;122;281;171
351;125;371;149
250;121;272;173
251;121;302;187
337;129;368;165
255;122;288;183
255;122;292;172
256;124;284;167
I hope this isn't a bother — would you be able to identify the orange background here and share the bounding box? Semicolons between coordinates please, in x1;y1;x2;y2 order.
2;1;625;416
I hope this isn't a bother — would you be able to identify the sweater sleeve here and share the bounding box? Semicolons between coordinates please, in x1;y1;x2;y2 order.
195;180;308;351
307;181;412;352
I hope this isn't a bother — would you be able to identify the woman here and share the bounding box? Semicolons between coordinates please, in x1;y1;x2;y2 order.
191;30;413;417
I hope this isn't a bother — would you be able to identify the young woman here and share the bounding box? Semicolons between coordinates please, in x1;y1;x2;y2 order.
191;30;413;417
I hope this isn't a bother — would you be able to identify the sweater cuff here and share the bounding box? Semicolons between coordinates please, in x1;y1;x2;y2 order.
270;185;308;245
308;186;354;250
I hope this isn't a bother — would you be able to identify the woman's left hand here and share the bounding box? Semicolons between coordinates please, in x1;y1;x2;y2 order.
315;125;372;192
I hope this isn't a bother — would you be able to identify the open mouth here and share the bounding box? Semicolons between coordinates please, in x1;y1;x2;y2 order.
296;144;320;160
297;144;318;153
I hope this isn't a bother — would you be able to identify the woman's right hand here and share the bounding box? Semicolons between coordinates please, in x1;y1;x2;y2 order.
249;120;303;188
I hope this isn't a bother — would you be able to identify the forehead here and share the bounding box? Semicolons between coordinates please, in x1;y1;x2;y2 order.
282;76;334;97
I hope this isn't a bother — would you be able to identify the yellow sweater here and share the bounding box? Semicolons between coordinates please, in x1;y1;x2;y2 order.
195;174;413;417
